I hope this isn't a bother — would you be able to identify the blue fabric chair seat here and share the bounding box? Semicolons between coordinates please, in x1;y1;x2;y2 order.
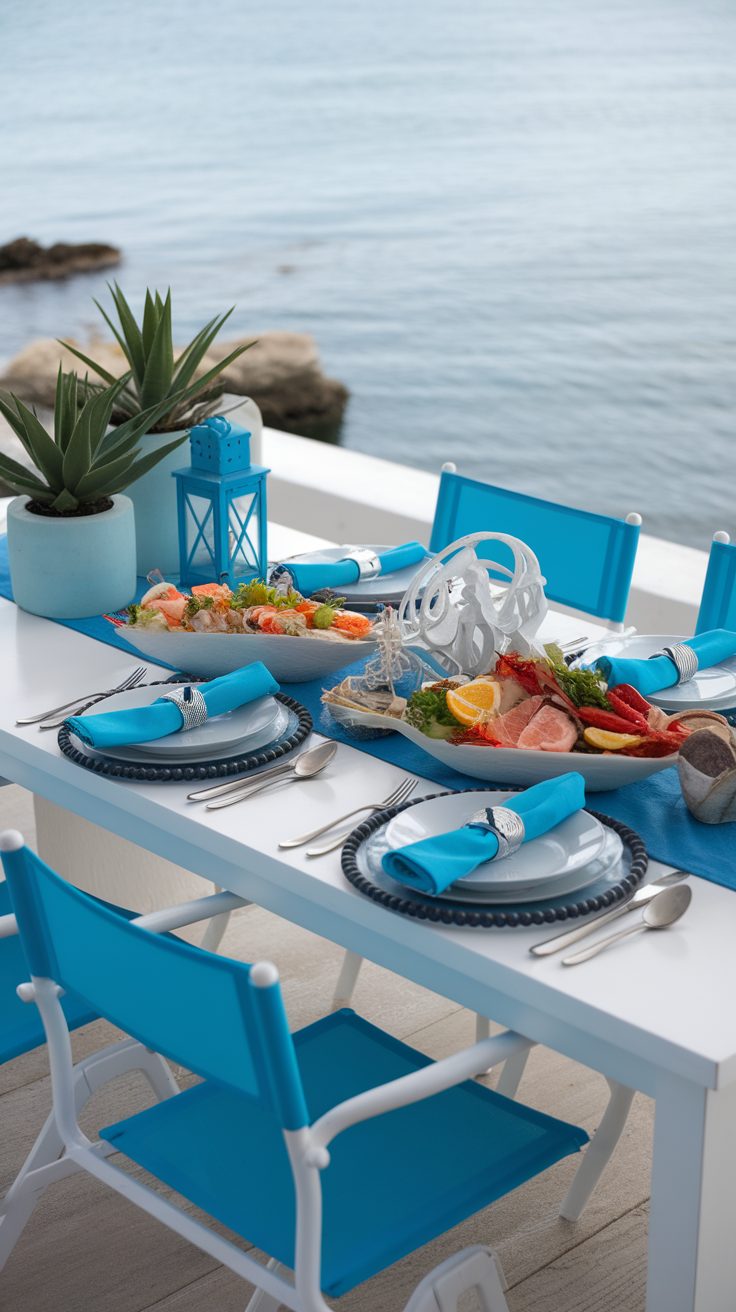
100;1009;587;1297
0;881;96;1064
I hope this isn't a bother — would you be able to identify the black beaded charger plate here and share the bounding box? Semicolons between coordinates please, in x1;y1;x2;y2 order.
341;787;648;928
57;684;312;783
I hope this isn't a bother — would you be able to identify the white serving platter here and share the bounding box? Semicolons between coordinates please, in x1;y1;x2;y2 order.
121;628;377;683
325;706;676;791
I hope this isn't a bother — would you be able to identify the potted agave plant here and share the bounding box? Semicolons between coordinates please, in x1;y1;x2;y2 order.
0;370;188;619
64;285;255;574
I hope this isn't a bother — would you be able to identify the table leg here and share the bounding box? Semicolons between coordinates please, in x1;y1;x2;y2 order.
647;1074;736;1311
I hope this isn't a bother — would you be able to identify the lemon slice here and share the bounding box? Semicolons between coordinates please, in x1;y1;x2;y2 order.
446;679;502;726
583;727;643;752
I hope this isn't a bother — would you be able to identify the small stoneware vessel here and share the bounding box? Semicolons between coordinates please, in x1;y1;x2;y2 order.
678;728;736;824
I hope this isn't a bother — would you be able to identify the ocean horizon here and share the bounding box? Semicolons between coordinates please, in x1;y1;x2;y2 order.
1;0;735;548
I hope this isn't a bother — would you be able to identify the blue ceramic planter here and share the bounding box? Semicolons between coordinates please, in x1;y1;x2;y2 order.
125;428;188;576
7;495;136;619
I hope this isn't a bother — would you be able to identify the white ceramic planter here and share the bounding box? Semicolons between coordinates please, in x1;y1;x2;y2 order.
124;429;188;576
7;495;136;619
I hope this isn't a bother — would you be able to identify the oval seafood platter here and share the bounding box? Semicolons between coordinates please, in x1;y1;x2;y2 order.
111;579;377;683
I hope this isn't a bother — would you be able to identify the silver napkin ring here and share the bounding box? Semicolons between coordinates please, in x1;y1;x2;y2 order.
468;806;525;860
650;642;699;685
344;548;382;580
160;686;208;731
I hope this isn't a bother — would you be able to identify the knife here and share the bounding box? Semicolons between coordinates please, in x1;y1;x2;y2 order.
529;869;691;956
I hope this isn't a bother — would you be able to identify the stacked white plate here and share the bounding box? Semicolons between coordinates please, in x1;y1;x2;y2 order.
576;633;736;714
377;790;624;905
270;543;430;607
71;685;290;766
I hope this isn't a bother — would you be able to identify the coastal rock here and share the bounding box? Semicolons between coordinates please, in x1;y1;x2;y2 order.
0;237;121;285
0;332;348;437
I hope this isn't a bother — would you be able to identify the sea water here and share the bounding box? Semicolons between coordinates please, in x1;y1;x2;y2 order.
1;0;734;546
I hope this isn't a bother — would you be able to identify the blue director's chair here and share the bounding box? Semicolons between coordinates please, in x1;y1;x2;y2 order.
0;830;591;1312
696;531;736;634
430;464;642;627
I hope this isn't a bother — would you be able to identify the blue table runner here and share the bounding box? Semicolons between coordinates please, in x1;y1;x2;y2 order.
2;533;734;891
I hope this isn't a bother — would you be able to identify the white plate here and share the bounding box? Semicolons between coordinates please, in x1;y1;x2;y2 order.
77;685;284;761
366;823;625;906
122;628;377;683
273;543;429;603
384;791;607;893
577;633;736;711
322;706;675;791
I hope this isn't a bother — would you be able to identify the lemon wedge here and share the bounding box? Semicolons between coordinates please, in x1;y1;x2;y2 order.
446;679;501;726
583;727;643;752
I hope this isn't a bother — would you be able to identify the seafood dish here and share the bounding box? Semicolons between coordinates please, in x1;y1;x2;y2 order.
324;646;728;759
116;579;375;643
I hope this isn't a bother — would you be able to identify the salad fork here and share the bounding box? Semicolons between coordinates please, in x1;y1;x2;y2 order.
279;776;419;853
17;667;148;727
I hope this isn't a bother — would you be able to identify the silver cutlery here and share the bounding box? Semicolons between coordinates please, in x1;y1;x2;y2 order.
530;869;690;957
17;666;148;727
187;743;331;803
278;777;419;857
204;741;338;811
561;884;692;966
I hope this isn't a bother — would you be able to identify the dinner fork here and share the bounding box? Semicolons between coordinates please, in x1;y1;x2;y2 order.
279;776;419;855
16;667;148;726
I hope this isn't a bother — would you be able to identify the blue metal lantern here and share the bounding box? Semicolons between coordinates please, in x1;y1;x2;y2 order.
173;416;269;588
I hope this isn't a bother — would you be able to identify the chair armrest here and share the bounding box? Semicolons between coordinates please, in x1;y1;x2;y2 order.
0;912;17;939
311;1030;533;1151
132;891;247;935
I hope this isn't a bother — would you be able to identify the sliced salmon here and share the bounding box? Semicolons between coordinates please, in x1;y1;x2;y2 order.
491;695;545;746
192;583;232;600
517;704;578;753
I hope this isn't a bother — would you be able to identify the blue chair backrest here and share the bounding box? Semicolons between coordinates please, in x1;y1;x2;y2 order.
430;470;640;623
696;535;736;634
1;839;309;1130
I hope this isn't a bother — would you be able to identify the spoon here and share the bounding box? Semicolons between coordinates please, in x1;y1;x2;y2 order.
204;741;338;811
530;869;691;956
561;884;692;966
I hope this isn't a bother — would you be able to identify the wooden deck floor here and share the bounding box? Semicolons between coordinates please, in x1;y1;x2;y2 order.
0;785;651;1311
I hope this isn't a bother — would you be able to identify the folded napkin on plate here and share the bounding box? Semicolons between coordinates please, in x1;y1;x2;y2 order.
275;542;429;595
66;663;279;750
381;772;586;896
591;630;736;696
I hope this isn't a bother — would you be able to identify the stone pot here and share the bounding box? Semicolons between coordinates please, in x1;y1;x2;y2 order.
125;429;188;576
7;495;136;619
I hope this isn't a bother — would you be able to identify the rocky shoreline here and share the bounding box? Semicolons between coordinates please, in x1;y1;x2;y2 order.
0;332;348;493
0;237;121;285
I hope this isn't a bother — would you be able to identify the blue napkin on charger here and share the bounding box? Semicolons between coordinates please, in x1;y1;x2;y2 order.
592;629;736;695
382;772;586;896
66;663;279;749
277;542;429;595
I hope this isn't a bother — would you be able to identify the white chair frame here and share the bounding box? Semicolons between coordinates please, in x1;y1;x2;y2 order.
8;887;552;1312
0;889;245;1273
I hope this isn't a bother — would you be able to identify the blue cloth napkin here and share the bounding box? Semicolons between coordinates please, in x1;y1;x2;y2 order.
381;772;586;896
277;542;429;595
66;663;279;749
592;630;736;695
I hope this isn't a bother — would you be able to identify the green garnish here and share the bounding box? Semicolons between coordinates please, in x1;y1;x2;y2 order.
184;594;215;620
126;603;141;623
230;579;306;610
313;604;337;629
405;687;463;739
544;643;611;709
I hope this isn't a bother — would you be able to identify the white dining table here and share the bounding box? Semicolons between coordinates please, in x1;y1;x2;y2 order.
1;525;736;1312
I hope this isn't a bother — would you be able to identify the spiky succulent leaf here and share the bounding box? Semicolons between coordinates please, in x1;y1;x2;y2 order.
0;393;65;489
109;282;146;382
58;341;120;388
0;448;53;497
139;290;174;409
